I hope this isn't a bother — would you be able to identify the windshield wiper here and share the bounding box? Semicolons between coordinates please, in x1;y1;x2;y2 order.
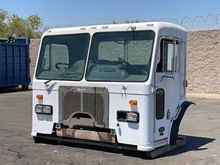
44;79;52;85
44;72;68;91
44;72;82;86
44;72;67;86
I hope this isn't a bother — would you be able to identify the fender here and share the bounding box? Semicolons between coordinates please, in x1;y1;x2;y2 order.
169;101;195;145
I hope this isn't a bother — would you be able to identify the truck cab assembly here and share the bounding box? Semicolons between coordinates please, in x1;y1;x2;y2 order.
32;22;193;158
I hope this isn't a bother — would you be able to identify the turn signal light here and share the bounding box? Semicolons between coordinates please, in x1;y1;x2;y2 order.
36;94;43;99
129;100;137;105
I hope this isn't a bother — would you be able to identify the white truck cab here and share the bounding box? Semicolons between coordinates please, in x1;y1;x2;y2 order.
32;22;193;157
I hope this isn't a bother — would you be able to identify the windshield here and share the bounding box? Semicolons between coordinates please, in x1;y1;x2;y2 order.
36;33;90;81
86;31;154;82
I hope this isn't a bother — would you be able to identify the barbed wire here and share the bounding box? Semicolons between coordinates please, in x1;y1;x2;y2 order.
45;13;220;31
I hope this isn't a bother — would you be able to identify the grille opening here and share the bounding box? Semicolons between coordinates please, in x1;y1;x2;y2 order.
71;112;94;127
73;113;92;119
60;112;95;128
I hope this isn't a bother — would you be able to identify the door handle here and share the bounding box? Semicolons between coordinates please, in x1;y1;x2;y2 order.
160;74;174;82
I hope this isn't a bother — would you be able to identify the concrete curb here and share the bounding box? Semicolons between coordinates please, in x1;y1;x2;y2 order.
186;93;220;99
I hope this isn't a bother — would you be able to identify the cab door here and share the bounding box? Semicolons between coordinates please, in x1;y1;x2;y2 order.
154;38;181;142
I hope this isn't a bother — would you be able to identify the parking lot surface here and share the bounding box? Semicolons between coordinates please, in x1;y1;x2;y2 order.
0;88;219;165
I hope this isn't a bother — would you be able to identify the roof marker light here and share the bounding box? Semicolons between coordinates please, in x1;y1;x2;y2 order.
146;24;154;27
102;26;108;29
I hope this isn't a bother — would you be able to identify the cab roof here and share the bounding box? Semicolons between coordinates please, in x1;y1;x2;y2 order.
43;22;186;36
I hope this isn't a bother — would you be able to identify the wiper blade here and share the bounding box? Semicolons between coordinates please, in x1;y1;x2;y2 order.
44;79;52;85
43;73;67;85
44;72;82;85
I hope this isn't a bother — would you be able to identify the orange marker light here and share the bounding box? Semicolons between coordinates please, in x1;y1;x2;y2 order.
129;100;137;106
185;80;188;87
36;94;43;99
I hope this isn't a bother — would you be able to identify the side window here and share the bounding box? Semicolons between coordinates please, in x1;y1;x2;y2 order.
157;39;179;72
156;89;164;119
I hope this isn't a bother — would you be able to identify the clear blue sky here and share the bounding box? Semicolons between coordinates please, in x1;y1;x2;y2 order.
1;0;220;30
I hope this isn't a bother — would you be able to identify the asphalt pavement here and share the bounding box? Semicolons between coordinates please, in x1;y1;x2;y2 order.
0;88;219;165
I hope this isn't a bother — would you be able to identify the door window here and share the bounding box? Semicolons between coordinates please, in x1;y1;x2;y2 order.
157;39;179;72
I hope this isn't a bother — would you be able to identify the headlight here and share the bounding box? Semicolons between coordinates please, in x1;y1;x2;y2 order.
127;112;138;122
35;104;43;113
35;104;53;115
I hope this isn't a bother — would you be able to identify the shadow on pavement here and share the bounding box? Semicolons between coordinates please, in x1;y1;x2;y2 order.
158;135;215;158
33;135;215;159
0;87;31;94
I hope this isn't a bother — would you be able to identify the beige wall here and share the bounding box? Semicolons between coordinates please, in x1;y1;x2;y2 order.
187;29;220;94
29;29;220;94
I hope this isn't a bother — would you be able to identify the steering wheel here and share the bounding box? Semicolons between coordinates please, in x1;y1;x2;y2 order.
119;58;147;75
55;63;69;70
119;58;132;67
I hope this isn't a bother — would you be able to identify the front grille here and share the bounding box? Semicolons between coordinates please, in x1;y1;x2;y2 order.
59;86;109;127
